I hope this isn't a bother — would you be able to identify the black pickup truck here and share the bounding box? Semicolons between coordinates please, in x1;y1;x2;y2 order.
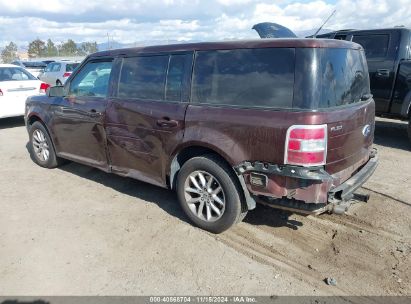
314;28;411;142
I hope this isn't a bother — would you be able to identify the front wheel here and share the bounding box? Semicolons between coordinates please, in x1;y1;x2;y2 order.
176;154;247;233
29;121;62;168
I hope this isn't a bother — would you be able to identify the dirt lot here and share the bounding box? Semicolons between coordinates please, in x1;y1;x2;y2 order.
0;116;410;296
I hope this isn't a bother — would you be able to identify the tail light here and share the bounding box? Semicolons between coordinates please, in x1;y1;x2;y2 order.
0;89;3;96
39;82;50;94
285;124;327;166
63;72;71;78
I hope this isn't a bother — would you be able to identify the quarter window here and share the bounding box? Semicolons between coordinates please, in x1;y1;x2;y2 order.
69;61;113;97
191;48;295;108
119;56;168;100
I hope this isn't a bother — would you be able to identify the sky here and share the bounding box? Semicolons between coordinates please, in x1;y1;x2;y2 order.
0;0;410;48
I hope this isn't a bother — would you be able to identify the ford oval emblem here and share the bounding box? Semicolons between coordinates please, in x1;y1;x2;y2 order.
362;124;371;137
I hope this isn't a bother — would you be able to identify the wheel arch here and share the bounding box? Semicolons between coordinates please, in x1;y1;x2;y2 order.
167;143;256;210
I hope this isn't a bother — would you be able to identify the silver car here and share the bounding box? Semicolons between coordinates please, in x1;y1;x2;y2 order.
39;61;80;86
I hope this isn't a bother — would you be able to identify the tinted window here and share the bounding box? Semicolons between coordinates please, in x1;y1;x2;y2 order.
165;54;190;102
352;34;389;59
294;48;370;109
192;48;295;108
66;63;79;72
119;56;168;100
69;61;112;97
23;61;47;68
0;67;37;81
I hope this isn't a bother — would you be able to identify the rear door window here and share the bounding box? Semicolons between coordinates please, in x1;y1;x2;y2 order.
352;34;389;59
118;55;168;100
191;48;295;108
165;54;192;102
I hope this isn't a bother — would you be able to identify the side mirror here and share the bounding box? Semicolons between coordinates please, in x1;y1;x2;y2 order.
47;85;65;97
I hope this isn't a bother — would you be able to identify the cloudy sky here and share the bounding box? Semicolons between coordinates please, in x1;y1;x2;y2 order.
0;0;410;48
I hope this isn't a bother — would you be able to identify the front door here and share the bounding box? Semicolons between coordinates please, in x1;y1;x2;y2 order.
50;59;114;171
105;53;193;186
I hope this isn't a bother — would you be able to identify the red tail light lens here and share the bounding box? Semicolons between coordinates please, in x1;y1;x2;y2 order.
285;124;327;166
39;82;50;94
63;72;71;78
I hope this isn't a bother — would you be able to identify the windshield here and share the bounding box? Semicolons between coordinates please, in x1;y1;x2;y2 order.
294;47;370;109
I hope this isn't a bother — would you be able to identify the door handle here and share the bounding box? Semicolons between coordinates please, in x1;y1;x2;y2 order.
376;69;390;77
156;117;178;128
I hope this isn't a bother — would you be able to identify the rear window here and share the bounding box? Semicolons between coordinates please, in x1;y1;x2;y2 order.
294;48;370;109
23;61;47;68
66;63;79;72
192;48;295;108
119;56;168;100
0;67;37;81
352;34;389;59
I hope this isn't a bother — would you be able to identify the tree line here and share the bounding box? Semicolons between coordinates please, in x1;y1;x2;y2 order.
1;38;99;63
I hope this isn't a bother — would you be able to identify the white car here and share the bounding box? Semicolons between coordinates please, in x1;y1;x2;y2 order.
40;61;80;86
0;64;49;119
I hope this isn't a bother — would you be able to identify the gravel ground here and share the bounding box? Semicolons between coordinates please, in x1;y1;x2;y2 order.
0;116;410;296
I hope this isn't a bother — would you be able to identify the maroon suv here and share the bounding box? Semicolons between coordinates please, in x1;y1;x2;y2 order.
25;38;378;233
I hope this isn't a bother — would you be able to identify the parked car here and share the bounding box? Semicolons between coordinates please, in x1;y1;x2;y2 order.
11;60;47;78
42;60;55;65
0;64;49;119
25;39;378;233
39;61;80;86
312;28;411;142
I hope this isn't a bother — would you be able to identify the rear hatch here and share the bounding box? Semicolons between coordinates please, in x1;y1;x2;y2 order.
293;46;374;184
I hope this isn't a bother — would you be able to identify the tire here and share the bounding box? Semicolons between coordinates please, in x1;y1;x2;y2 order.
408;115;411;143
29;121;62;168
56;80;62;86
176;154;247;233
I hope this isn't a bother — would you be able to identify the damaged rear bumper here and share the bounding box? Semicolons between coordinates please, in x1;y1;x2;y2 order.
235;149;378;214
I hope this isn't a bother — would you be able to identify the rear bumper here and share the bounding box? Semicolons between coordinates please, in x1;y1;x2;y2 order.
235;149;378;211
328;149;378;203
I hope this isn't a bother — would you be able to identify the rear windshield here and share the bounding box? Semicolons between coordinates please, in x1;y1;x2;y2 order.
294;48;370;109
22;61;47;68
66;63;79;72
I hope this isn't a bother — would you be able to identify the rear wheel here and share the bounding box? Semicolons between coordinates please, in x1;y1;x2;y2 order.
29;121;62;168
176;154;247;233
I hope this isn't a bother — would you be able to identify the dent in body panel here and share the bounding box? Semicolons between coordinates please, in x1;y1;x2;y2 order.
105;98;187;186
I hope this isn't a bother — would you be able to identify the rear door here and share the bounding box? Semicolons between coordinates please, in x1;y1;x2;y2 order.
105;52;193;186
350;31;399;113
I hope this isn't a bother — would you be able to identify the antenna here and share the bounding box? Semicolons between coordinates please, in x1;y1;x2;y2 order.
313;9;336;38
